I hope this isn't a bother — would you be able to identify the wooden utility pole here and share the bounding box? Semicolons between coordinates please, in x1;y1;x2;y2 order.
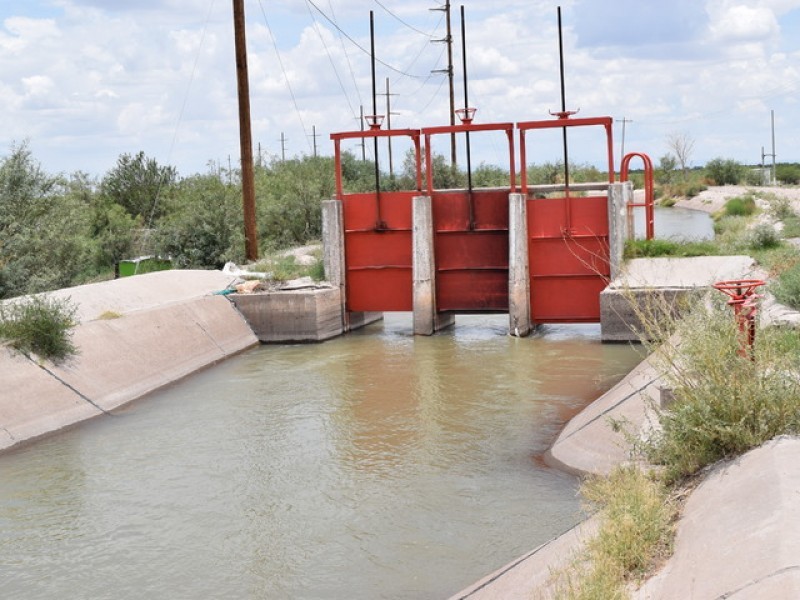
233;0;258;261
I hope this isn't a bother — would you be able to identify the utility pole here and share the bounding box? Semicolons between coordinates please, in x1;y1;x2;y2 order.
279;132;287;162
308;125;320;157
761;110;777;186
431;0;455;167
379;77;400;178
771;109;777;185
616;117;632;168
232;0;258;261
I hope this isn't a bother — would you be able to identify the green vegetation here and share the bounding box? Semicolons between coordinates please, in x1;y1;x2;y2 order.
0;295;77;363
720;193;756;217
705;157;745;186
641;304;800;484
624;238;719;259
776;163;800;185
556;467;675;599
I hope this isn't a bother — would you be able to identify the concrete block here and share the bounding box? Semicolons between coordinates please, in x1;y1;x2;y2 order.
413;195;455;335
600;287;697;342
230;287;345;342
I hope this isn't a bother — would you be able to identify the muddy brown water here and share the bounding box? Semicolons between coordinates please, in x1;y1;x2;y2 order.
0;315;642;599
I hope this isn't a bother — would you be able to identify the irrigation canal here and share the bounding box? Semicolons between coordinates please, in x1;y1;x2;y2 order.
0;315;641;599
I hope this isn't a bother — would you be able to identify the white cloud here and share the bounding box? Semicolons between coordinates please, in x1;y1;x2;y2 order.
708;3;780;42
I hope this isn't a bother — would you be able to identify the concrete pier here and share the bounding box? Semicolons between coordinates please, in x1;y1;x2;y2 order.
413;195;455;335
508;193;531;337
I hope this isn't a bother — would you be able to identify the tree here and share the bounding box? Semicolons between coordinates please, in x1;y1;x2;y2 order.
0;143;95;298
705;158;744;186
657;153;678;184
666;132;695;181
100;151;177;221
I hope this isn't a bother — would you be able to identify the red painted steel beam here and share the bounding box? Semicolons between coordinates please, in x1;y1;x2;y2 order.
518;116;615;193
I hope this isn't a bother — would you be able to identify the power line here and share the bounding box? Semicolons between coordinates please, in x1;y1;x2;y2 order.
373;0;438;37
305;0;430;79
257;0;311;154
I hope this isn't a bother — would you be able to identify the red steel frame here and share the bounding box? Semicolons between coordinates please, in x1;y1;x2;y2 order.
422;122;516;312
518;116;614;323
621;151;655;240
331;128;422;312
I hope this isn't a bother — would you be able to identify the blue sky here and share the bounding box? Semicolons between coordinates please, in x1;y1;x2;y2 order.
1;0;798;177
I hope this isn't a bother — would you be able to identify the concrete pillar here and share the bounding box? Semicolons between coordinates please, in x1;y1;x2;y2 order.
322;199;345;332
508;192;531;336
413;195;454;335
607;182;631;282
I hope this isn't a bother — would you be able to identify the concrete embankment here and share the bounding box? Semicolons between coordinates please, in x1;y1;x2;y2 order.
452;254;800;599
0;270;258;452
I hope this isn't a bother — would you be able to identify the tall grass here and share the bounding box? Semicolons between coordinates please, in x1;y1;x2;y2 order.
554;468;675;599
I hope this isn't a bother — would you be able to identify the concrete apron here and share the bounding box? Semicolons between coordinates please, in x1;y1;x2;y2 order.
0;270;259;452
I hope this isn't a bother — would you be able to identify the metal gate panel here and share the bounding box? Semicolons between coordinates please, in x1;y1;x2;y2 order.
433;190;509;312
528;195;610;322
343;191;414;312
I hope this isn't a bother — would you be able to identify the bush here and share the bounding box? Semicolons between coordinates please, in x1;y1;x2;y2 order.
641;306;800;483
776;163;800;185
772;262;800;309
624;238;719;259
746;223;780;250
0;295;78;363
705;157;744;185
722;194;756;217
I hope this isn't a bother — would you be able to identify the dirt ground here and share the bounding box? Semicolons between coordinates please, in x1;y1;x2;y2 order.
674;185;800;214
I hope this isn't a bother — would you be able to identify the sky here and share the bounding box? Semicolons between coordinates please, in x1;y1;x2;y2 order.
1;0;799;178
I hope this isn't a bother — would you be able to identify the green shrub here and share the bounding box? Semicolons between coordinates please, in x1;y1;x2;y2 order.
722;194;756;217
0;295;78;363
776;163;800;185
641;306;800;483
746;223;780;250
772;262;800;309
705;157;744;185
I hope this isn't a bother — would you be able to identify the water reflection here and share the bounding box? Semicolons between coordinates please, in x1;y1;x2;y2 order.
0;315;641;599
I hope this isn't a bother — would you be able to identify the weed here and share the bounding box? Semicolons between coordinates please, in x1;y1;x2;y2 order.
553;467;675;599
0;295;78;363
772;261;800;310
624;239;718;259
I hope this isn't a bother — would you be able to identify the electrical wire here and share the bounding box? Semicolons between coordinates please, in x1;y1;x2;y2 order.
305;0;430;79
145;0;217;232
373;0;439;37
304;0;359;126
257;0;312;154
327;0;363;119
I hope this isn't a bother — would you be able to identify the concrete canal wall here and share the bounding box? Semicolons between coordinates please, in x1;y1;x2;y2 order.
0;270;259;452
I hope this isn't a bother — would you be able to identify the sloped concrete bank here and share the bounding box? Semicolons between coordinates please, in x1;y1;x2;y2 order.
452;270;800;599
0;270;259;452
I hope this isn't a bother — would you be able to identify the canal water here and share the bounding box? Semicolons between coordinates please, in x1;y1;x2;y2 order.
632;205;715;241
0;316;642;599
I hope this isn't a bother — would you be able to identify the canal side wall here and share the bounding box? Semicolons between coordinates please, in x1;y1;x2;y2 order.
0;270;259;452
452;256;800;600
